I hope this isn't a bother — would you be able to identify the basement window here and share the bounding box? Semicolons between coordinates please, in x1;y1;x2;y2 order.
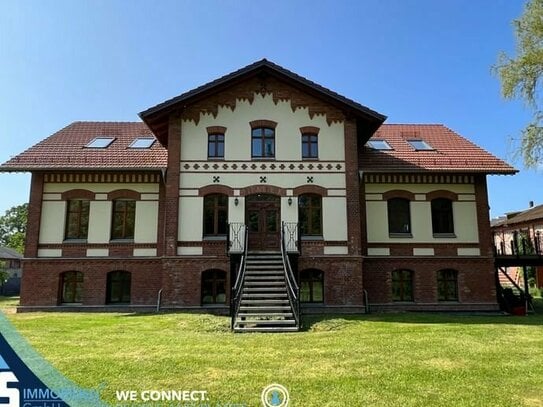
85;137;115;148
129;137;156;149
407;139;434;151
366;140;393;150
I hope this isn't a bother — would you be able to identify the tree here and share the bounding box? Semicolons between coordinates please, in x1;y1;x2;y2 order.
494;0;543;168
0;203;28;254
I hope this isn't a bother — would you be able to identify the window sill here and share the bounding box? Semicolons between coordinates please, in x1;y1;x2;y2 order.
207;157;225;160
433;233;456;238
301;235;324;241
389;233;413;238
251;157;276;161
437;300;459;303
62;239;87;244
302;157;319;161
109;239;135;243
203;235;227;241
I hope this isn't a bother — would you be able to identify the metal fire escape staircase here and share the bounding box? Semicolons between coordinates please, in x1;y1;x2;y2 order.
228;222;301;333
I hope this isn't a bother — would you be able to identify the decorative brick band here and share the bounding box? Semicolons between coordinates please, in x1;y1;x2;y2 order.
363;173;475;185
107;189;141;201
198;184;235;197
239;184;286;196
44;172;162;184
61;189;96;200
382;190;416;201
299;126;320;134
249;119;277;129
426;190;458;201
293;185;328;197
206;126;227;134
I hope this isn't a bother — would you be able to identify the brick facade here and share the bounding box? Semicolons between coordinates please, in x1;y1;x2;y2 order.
9;61;510;314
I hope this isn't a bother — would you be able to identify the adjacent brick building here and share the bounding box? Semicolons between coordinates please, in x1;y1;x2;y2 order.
1;59;516;313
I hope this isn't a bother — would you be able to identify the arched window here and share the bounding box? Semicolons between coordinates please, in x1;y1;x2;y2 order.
387;198;411;235
431;198;454;235
251;127;275;158
299;194;322;236
301;133;318;159
106;271;131;304
60;271;83;304
65;200;90;240
437;269;458;301
201;270;227;304
299;269;324;303
391;269;414;302
111;200;136;240
203;194;228;236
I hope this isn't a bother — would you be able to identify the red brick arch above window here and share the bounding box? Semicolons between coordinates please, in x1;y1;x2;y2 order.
61;189;95;201
250;120;277;129
426;190;458;201
293;185;328;197
299;126;320;134
382;190;415;201
240;185;286;197
107;189;141;201
199;185;234;197
206;126;227;134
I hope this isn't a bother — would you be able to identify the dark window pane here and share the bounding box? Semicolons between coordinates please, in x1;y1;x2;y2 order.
61;271;83;303
302;143;310;158
264;139;274;157
252;138;262;157
203;194;228;236
248;211;259;232
299;194;322;236
266;210;277;232
432;198;454;234
217;142;224;158
107;271;131;304
388;198;411;234
299;269;324;303
437;269;458;301
264;128;274;137
208;142;216;157
201;270;227;304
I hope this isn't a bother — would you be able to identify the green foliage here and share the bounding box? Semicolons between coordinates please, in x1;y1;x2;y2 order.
0;203;28;253
495;0;543;167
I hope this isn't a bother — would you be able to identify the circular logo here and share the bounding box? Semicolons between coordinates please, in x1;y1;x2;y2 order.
261;383;289;407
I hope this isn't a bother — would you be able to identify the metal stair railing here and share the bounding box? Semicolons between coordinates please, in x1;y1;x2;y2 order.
281;221;301;328
230;225;248;330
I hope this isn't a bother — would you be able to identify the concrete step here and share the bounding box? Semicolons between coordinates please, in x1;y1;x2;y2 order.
240;299;290;305
243;287;286;292
242;293;288;299
233;326;299;333
239;305;292;311
238;312;294;318
244;281;286;286
235;319;296;326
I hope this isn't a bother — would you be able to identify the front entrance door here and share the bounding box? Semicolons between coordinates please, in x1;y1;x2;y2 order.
246;194;280;251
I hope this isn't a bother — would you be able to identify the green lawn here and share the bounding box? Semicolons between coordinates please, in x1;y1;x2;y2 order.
2;297;543;406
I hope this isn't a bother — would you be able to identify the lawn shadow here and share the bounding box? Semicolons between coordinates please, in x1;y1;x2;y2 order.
301;298;543;331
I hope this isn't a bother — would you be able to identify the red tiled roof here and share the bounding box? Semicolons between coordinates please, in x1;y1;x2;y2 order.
0;122;168;171
360;124;517;174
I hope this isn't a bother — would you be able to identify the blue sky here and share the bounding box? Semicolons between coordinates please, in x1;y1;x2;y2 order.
0;0;537;218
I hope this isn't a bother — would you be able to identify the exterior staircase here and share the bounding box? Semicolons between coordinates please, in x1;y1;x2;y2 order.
232;252;299;333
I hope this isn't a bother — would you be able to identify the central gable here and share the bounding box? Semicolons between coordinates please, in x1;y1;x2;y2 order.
181;75;346;126
139;59;386;146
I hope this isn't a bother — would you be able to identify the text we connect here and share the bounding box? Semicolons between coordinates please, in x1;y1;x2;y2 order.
116;389;209;402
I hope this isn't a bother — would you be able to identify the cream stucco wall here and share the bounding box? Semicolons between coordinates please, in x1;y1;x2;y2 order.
180;93;345;162
366;183;479;244
39;201;66;244
38;182;160;247
177;92;349;245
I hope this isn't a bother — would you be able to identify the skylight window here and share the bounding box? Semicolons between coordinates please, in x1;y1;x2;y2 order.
129;137;155;149
85;137;115;148
366;140;393;150
407;139;434;151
